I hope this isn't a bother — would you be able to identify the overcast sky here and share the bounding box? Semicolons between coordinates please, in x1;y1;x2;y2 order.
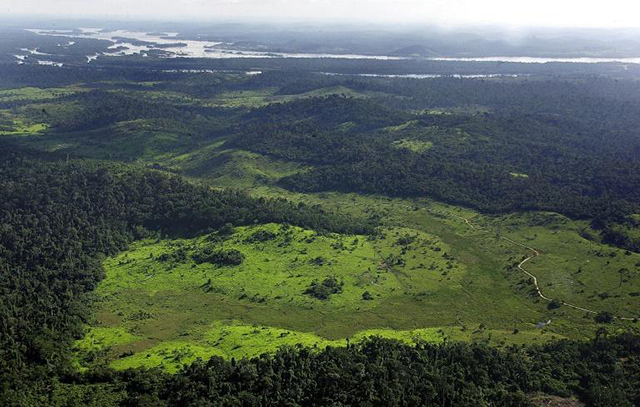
2;0;640;28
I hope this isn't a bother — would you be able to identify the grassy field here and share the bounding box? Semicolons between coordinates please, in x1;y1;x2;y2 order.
76;222;473;370
76;199;622;372
391;138;434;152
0;86;81;102
69;139;638;373
245;187;640;337
206;85;371;107
4;79;638;373
116;84;371;109
0;110;48;135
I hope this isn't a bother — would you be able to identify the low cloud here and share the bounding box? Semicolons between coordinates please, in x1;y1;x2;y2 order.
2;0;640;28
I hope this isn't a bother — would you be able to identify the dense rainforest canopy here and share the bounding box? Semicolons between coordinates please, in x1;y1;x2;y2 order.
2;60;640;406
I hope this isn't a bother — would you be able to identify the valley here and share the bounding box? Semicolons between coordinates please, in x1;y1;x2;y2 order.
2;51;640;404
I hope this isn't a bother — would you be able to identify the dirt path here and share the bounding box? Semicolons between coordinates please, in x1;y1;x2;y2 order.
420;206;637;321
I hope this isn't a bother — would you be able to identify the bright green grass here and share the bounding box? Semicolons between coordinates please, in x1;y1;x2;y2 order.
0;110;48;135
0;120;47;135
172;147;310;185
246;187;640;338
208;88;281;108
77;222;479;370
78;319;559;372
490;212;640;320
391;138;434;153
79;211;582;372
97;223;462;312
385;120;421;132
75;327;142;351
93;320;449;372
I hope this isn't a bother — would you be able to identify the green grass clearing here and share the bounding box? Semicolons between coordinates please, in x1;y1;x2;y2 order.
0;86;82;102
392;138;434;153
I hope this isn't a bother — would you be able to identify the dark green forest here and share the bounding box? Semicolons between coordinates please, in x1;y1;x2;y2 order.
229;90;640;234
3;60;640;406
0;146;370;402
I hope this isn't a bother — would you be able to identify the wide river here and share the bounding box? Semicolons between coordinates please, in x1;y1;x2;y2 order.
26;28;406;61
23;28;640;65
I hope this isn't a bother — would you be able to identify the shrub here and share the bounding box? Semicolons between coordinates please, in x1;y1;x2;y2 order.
547;299;562;310
304;276;343;300
595;311;614;324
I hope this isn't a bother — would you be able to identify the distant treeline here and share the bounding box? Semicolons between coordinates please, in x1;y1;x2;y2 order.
93;56;640;78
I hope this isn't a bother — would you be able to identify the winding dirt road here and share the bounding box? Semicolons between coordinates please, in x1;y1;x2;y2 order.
422;206;637;322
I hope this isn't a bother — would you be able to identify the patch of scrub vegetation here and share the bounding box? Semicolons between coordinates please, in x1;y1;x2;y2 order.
206;86;370;108
0;120;47;135
383;123;470;151
0;86;81;102
101;321;448;372
181;148;310;187
247;190;640;336
416;109;452;115
384;120;421;132
97;223;462;312
601;214;640;254
295;85;370;99
75;327;142;352
391;138;434;153
352;327;444;343
81;222;485;368
491;211;640;321
304;276;344;300
207;88;280;108
116;89;206;107
0;111;48;135
193;247;245;266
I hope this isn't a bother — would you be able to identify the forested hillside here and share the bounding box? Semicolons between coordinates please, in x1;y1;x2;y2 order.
2;61;640;406
0;145;371;398
230;92;640;224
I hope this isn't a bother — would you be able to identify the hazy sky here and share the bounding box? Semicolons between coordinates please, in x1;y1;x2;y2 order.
3;0;640;28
